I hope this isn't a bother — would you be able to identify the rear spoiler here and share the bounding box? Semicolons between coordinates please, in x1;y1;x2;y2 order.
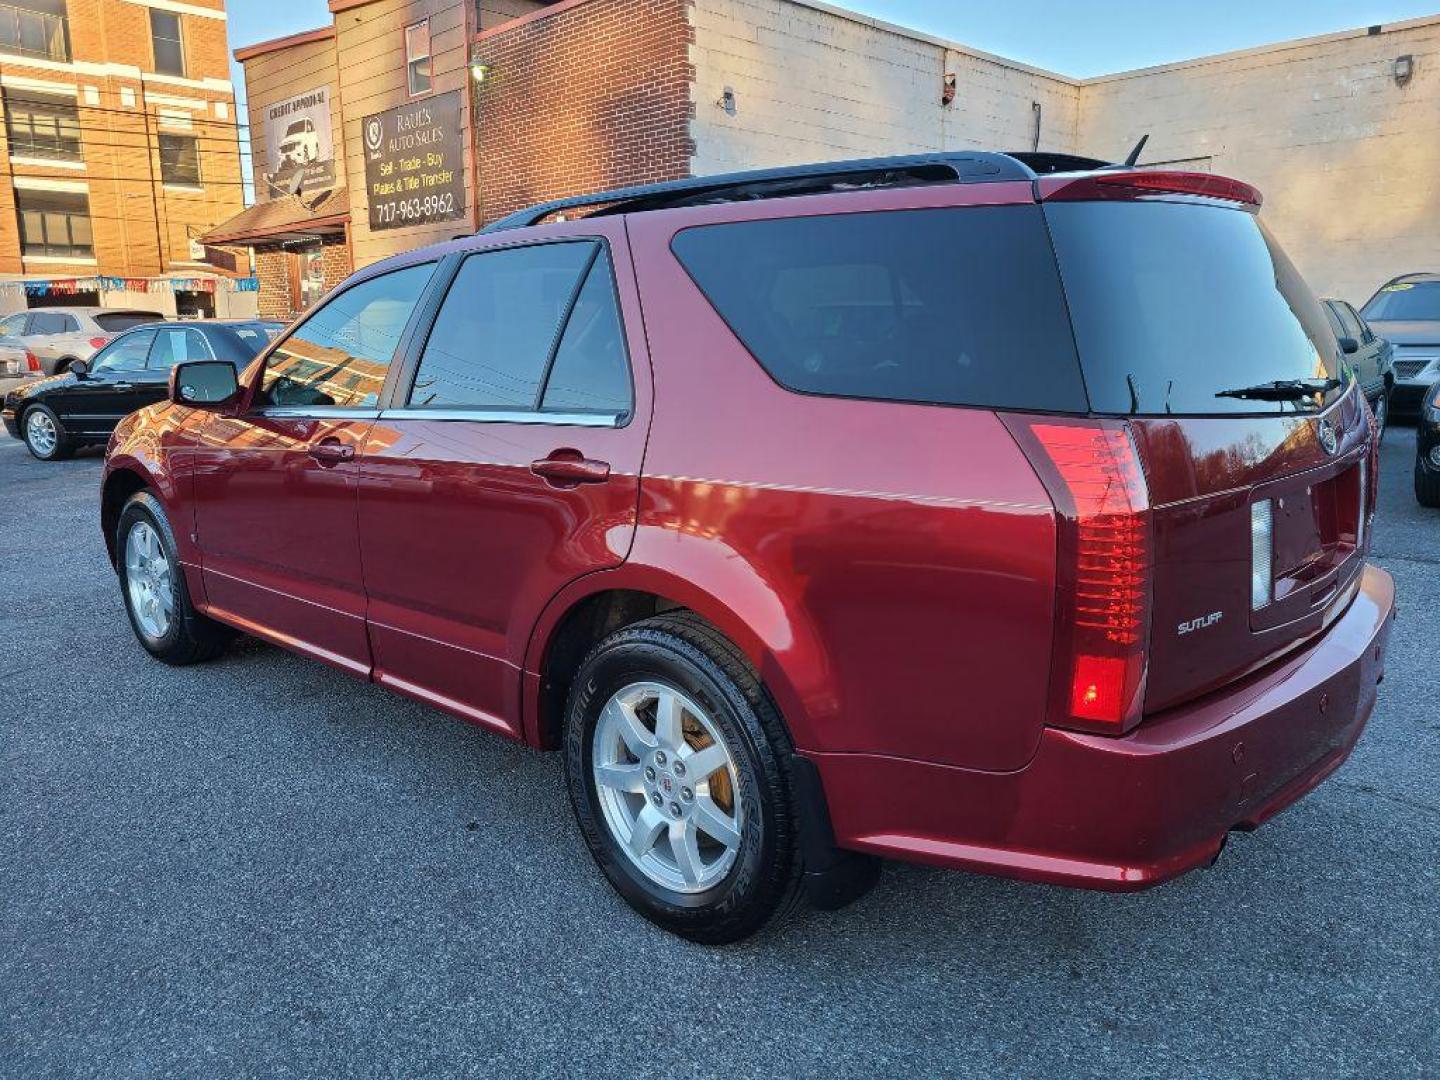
1039;170;1263;210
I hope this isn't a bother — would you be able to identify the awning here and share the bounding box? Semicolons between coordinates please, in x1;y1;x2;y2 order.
200;188;349;246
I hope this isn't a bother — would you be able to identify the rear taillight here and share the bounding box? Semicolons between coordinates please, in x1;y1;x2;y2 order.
25;350;40;372
1011;419;1153;735
1250;500;1274;609
89;337;109;349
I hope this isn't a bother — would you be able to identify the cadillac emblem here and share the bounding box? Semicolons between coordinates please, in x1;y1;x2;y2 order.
1316;418;1339;455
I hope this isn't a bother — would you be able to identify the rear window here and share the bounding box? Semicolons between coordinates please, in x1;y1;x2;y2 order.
1045;201;1339;415
1362;281;1440;322
95;311;163;332
671;206;1088;413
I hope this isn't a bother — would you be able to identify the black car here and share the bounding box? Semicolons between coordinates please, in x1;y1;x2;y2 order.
1417;380;1440;507
2;321;282;461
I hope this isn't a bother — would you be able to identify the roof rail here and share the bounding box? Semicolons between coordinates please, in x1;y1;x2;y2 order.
479;152;1042;233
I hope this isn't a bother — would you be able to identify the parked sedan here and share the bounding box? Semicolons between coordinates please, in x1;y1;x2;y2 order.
1323;298;1393;432
1360;274;1440;419
0;307;165;376
1417;381;1440;507
3;321;282;461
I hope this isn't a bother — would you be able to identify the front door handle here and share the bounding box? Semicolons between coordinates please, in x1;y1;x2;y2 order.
308;438;355;466
531;450;610;486
111;382;135;391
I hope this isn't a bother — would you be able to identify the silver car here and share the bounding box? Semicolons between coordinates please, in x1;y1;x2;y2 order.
1360;273;1440;419
0;307;165;376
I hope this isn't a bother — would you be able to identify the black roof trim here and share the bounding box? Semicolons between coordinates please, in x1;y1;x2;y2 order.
479;152;1057;233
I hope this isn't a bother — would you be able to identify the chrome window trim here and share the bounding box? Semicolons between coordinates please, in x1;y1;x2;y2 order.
254;407;383;420
378;407;623;428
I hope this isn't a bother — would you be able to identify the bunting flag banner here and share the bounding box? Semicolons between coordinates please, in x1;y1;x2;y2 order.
3;275;259;299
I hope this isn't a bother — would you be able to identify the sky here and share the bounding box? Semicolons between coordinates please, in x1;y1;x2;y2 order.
226;0;1440;197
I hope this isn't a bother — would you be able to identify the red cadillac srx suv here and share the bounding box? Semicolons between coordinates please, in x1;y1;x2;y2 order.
101;153;1396;943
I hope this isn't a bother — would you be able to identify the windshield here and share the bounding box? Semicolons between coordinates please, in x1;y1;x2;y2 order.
1361;281;1440;322
1045;200;1340;415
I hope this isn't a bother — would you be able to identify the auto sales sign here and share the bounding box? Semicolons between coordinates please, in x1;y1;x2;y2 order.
363;91;467;231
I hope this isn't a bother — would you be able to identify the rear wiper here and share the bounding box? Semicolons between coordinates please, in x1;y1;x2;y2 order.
1215;377;1341;402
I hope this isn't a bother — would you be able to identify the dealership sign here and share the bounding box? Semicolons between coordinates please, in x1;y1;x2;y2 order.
363;91;467;231
262;86;336;198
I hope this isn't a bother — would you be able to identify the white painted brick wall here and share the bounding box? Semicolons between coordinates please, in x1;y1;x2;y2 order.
690;2;1440;306
690;0;1080;174
1077;20;1440;303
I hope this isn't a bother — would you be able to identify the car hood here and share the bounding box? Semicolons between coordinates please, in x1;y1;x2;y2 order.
1366;320;1440;346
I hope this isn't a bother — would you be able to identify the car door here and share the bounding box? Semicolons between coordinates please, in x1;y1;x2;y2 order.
355;223;651;736
50;329;157;436
187;263;438;676
24;311;70;371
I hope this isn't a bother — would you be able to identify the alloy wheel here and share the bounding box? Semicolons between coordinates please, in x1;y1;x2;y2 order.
125;521;175;639
25;410;57;457
592;681;744;893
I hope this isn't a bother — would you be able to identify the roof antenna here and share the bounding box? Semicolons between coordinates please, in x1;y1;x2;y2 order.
1123;134;1149;167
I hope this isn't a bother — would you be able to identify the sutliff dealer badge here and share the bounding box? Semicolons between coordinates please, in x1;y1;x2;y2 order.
363;91;467;231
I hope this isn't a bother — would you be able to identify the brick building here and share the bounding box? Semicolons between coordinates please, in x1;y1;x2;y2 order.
224;0;1440;312
0;0;251;317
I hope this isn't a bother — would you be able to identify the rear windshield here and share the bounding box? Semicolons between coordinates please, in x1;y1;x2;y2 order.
1362;281;1440;322
1045;201;1339;415
670;206;1088;413
95;311;163;332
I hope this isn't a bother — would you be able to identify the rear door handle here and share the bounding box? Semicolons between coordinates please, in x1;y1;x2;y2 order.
531;451;610;486
112;382;135;391
309;439;355;466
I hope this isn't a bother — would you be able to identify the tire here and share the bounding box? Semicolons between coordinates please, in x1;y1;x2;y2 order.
55;357;78;375
563;612;805;944
1417;454;1440;508
117;491;235;664
22;405;73;461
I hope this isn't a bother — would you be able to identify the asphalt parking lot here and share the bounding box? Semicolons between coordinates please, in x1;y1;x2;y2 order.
1;429;1436;1079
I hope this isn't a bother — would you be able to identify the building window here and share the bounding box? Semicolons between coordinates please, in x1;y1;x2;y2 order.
158;133;201;186
405;20;431;96
0;0;70;63
15;188;93;259
3;89;82;161
149;8;184;76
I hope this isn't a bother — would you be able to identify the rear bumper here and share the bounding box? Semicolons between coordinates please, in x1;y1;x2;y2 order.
812;564;1396;891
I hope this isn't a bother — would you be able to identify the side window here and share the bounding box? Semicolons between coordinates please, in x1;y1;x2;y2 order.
409;242;597;409
0;313;28;338
148;327;213;369
30;312;67;334
1344;303;1374;343
1336;304;1365;341
1322;303;1345;339
92;330;157;373
257;263;434;410
541;251;633;415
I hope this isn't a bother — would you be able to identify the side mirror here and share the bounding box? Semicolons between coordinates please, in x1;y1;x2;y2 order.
170;360;240;407
69;359;89;378
1338;336;1359;355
